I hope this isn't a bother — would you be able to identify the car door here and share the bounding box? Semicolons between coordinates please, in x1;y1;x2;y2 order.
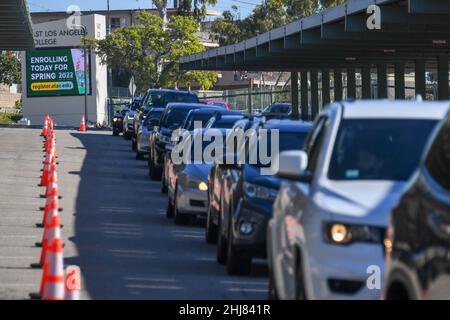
419;115;450;299
274;115;330;299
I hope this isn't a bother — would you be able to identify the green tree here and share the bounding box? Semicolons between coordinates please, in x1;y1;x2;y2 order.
0;52;21;86
177;0;218;22
211;0;346;46
85;12;216;93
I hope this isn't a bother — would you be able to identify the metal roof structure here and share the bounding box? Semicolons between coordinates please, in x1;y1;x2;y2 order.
0;0;34;50
180;0;450;118
180;0;450;71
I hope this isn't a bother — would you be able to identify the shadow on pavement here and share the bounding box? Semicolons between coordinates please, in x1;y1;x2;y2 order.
65;132;268;300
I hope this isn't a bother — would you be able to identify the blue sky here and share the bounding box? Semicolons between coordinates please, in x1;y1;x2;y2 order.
28;0;261;18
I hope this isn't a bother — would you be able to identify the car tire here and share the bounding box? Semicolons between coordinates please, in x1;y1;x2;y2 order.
124;132;132;140
161;178;168;194
151;164;162;181
136;150;145;160
161;162;168;193
166;195;174;219
113;130;119;136
226;222;251;276
216;215;227;265
205;201;218;244
173;186;189;225
148;152;153;177
268;267;279;300
295;251;307;300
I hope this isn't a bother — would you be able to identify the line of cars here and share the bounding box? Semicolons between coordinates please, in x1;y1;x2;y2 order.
114;90;449;300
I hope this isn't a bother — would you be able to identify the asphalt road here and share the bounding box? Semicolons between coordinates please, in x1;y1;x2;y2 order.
0;127;268;300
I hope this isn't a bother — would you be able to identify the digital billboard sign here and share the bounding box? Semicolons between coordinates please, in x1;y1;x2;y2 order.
26;48;91;97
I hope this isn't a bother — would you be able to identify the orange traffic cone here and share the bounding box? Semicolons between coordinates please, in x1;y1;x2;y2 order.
79;115;86;132
41;238;65;300
41;116;49;137
30;200;64;300
40;147;56;187
64;266;81;300
39;171;59;227
38;197;61;266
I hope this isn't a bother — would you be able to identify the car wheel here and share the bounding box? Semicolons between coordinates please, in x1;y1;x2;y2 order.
295;251;307;300
148;152;153;177
166;194;174;219
226;221;251;276
216;215;227;265
173;186;189;225
113;130;119;136
268;267;279;300
161;176;168;194
205;199;218;244
161;162;168;193
150;158;161;181
136;150;144;160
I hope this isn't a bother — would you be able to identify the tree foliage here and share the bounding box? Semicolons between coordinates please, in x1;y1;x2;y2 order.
211;0;346;46
85;12;217;93
177;0;218;22
0;52;21;86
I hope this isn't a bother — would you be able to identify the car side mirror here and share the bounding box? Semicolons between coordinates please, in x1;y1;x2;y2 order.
272;150;312;182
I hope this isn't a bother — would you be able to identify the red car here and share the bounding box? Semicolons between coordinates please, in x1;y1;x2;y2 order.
200;99;231;110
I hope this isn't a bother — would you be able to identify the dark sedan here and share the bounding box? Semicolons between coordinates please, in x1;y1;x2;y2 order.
148;103;213;181
216;119;312;275
112;109;128;136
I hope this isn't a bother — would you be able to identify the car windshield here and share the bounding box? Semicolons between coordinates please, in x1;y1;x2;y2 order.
328;119;437;181
207;102;227;108
185;113;215;130
143;111;163;126
251;131;308;167
269;104;291;114
162;108;195;128
147;92;198;108
212;118;242;129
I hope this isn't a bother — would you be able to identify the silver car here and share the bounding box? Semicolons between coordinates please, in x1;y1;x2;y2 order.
166;128;226;225
136;108;164;160
267;100;449;300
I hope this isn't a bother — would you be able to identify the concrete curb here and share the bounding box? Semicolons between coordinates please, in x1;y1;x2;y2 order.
0;124;112;131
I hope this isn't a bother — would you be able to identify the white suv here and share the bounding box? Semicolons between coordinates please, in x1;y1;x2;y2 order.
267;100;450;300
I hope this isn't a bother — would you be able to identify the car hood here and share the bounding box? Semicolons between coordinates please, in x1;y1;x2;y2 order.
245;165;282;189
315;180;406;226
184;164;211;182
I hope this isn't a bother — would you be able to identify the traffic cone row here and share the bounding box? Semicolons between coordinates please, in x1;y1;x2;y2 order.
30;116;81;301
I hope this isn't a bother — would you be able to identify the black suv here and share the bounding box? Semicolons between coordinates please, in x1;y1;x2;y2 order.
216;119;312;275
384;111;450;300
132;89;199;151
148;103;210;181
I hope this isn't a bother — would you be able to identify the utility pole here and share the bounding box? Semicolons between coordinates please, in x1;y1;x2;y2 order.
83;27;89;124
106;0;113;125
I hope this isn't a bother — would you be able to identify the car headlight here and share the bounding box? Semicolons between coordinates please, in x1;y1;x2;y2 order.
188;178;208;191
113;118;118;122
198;182;208;191
243;183;278;201
323;222;385;245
